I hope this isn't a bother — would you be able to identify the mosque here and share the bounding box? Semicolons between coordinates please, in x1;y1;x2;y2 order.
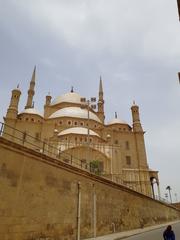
3;67;160;197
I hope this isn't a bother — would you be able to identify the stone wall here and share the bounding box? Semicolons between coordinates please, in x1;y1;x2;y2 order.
0;137;179;240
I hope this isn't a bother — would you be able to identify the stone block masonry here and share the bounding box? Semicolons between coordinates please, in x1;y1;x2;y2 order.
0;137;179;240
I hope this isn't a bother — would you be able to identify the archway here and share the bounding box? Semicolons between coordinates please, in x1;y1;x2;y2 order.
59;145;111;175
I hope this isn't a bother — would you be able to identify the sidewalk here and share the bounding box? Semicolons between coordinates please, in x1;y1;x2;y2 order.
83;220;180;240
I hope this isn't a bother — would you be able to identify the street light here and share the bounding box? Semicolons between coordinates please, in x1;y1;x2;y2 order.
166;186;172;203
80;97;96;165
106;134;113;180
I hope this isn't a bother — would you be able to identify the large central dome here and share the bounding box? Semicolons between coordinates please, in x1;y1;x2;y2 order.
49;107;101;123
51;92;82;105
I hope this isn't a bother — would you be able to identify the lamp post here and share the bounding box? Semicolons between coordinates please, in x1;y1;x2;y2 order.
80;97;96;166
166;186;172;203
106;134;113;180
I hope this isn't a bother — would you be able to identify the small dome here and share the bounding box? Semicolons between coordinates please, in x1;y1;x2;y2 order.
49;107;101;123
51;92;82;105
19;108;43;118
107;118;128;125
58;127;100;137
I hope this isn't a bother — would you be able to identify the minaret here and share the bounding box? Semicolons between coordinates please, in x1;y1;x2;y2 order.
25;66;36;109
131;101;148;170
97;76;105;123
131;101;143;132
6;85;21;119
45;93;52;106
44;92;52;118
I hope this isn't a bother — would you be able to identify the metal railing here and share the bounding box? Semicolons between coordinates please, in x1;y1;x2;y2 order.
0;121;172;204
0;121;105;175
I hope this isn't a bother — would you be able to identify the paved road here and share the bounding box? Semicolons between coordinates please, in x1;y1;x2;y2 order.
119;222;180;240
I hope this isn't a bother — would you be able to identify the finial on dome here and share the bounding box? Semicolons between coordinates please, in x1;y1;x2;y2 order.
17;84;20;89
115;112;117;119
48;91;51;96
71;86;74;93
133;100;136;105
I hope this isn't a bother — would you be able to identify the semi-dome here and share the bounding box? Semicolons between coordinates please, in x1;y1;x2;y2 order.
58;127;100;137
51;92;82;105
49;107;101;123
19;108;43;118
107;118;128;125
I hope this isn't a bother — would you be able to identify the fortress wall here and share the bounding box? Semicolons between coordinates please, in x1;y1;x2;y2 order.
0;137;179;240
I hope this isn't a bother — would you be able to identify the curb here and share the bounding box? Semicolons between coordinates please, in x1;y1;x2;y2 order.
84;220;180;240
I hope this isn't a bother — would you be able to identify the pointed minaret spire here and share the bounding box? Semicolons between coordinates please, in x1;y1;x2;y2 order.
99;76;103;93
31;65;36;83
97;76;105;123
25;66;36;109
115;112;117;119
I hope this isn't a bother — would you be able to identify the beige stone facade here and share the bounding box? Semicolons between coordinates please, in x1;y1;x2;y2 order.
3;68;159;197
0;137;179;240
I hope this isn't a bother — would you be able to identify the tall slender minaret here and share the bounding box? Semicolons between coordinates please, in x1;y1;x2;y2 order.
131;101;148;169
25;66;36;109
131;101;143;132
6;85;21;119
97;76;105;123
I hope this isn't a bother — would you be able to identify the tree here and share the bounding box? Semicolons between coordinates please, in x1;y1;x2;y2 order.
90;160;103;175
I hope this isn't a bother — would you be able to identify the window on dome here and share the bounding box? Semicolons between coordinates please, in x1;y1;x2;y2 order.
31;118;35;122
94;124;97;128
25;118;28;121
59;121;63;125
68;121;71;125
74;121;78;126
80;122;84;126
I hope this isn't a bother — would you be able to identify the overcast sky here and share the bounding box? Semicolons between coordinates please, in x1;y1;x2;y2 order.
0;0;180;202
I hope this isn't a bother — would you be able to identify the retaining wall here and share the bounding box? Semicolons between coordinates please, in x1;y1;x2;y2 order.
0;137;179;240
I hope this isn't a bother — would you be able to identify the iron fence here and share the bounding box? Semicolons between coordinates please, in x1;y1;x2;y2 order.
0;121;105;175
